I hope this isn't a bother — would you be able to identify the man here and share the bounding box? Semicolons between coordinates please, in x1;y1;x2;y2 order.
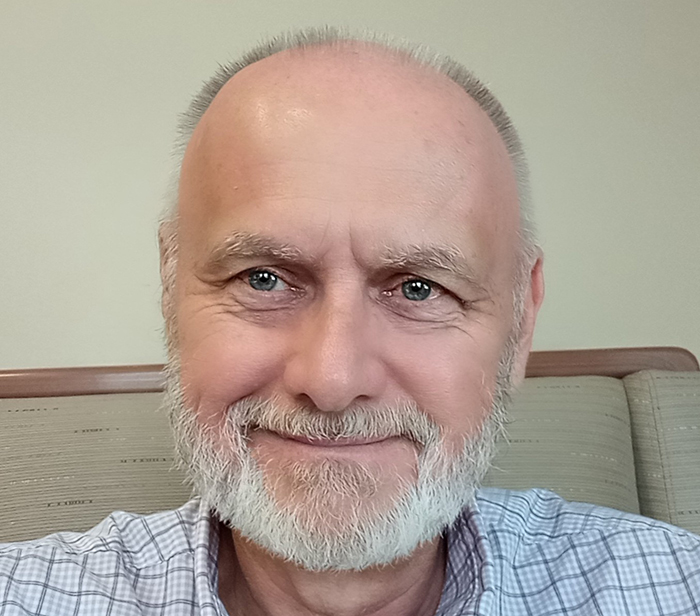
1;28;699;615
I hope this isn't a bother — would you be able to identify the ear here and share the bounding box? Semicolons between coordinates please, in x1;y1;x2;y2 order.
511;253;545;384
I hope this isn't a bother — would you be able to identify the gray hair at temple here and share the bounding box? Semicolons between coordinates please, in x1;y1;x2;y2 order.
159;27;540;333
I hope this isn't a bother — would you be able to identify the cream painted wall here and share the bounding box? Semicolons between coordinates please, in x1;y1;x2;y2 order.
1;1;699;369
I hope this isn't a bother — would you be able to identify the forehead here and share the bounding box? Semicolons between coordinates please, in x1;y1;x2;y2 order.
176;45;520;279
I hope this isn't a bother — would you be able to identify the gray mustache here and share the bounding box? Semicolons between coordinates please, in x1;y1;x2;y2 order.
226;398;442;448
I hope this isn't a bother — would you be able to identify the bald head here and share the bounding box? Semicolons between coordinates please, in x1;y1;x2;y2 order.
180;42;518;252
165;29;536;261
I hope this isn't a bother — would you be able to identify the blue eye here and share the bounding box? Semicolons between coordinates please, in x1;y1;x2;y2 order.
401;279;432;301
248;270;279;291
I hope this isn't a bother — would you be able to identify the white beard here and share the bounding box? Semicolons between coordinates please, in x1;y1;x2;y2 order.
165;344;515;572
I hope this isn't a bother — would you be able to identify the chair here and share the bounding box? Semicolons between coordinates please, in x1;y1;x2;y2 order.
1;347;698;542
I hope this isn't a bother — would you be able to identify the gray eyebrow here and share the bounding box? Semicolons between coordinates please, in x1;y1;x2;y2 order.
202;231;303;275
201;233;484;289
380;244;483;287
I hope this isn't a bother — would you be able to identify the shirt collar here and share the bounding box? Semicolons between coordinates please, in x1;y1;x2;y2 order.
193;499;228;616
436;498;494;615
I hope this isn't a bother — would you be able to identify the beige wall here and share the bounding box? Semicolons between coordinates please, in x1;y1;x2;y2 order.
1;1;699;369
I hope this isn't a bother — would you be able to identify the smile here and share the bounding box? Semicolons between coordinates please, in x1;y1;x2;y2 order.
279;434;398;448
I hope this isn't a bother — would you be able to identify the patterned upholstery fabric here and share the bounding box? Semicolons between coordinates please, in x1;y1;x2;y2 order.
1;371;698;542
484;376;639;514
624;371;700;535
0;393;190;542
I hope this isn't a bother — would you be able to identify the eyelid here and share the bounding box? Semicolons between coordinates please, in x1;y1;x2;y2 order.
239;265;285;280
243;267;286;287
244;267;312;299
392;275;476;312
252;268;290;290
396;275;446;296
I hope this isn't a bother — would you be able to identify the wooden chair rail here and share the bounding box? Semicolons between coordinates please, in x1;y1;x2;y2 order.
1;347;697;398
524;346;699;378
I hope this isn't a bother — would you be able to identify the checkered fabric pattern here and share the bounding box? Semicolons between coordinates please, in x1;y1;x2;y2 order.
1;488;699;615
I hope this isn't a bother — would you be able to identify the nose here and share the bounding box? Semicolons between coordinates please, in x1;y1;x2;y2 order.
282;291;387;412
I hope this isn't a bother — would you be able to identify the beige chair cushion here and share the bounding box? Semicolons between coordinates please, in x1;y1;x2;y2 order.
0;393;190;542
624;370;700;534
484;376;640;514
0;376;647;542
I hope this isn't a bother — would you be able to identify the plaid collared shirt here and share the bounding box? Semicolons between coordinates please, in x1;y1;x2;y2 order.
1;488;699;615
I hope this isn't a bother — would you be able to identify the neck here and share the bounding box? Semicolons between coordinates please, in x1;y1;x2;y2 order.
217;524;446;616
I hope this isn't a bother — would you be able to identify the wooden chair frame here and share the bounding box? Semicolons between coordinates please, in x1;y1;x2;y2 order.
1;347;697;399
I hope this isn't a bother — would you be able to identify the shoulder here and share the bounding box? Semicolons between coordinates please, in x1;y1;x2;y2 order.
473;488;700;610
476;487;700;548
469;488;700;612
0;501;204;614
0;499;200;572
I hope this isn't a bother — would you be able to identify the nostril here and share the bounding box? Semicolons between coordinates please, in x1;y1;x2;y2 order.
294;393;317;411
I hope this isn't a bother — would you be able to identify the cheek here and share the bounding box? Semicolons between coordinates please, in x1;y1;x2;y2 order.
388;327;508;440
177;307;286;427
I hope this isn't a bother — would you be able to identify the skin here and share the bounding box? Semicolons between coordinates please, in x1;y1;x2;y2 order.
164;43;544;616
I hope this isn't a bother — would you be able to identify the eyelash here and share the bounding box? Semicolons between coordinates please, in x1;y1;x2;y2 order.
396;278;473;311
241;268;294;289
238;268;466;307
384;277;438;298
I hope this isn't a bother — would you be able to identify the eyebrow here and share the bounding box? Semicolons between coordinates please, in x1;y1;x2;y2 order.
201;231;304;276
380;244;484;289
201;232;484;290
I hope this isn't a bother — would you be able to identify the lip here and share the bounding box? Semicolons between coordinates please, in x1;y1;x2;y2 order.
276;433;396;448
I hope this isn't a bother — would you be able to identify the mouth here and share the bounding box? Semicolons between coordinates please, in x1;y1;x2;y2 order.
280;434;397;448
246;428;422;468
247;426;402;449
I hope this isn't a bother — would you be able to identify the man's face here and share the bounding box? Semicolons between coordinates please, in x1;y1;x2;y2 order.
164;48;540;569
